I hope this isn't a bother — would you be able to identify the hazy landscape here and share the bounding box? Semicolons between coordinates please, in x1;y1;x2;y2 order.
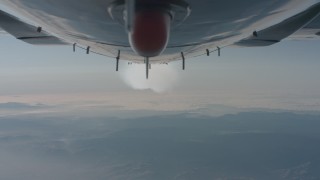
1;110;320;180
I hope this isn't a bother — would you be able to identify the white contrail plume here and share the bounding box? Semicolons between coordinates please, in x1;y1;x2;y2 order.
121;63;179;93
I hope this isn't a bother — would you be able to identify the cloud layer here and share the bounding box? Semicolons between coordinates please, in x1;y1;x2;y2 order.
1;112;320;180
121;64;179;93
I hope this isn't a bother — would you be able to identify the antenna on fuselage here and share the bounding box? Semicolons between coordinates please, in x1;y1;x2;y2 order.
86;46;90;54
145;57;149;79
181;52;185;70
73;43;76;52
116;50;120;71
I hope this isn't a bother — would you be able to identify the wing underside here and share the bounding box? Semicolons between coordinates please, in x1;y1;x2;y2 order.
0;9;67;45
234;3;320;47
0;1;320;62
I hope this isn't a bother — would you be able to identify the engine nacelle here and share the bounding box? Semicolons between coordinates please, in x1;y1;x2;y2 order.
129;10;171;57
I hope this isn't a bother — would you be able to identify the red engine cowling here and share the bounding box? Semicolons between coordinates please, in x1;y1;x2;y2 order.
129;10;171;57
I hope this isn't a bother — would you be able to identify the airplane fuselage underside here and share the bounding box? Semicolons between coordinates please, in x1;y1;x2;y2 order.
0;0;319;63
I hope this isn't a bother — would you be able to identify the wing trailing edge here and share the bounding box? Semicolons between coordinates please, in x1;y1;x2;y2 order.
0;9;67;45
234;3;320;47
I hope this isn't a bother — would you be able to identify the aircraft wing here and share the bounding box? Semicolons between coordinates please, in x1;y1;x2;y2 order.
0;0;320;66
288;15;320;40
0;9;67;45
234;3;320;47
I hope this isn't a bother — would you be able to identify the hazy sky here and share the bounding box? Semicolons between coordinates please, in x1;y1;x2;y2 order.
1;34;320;114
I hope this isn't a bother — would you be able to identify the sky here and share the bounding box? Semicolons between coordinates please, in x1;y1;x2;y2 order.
1;34;320;115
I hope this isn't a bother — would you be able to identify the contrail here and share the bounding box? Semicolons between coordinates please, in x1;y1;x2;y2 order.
121;64;179;93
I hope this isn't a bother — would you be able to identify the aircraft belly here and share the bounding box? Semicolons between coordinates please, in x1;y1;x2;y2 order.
0;0;318;61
